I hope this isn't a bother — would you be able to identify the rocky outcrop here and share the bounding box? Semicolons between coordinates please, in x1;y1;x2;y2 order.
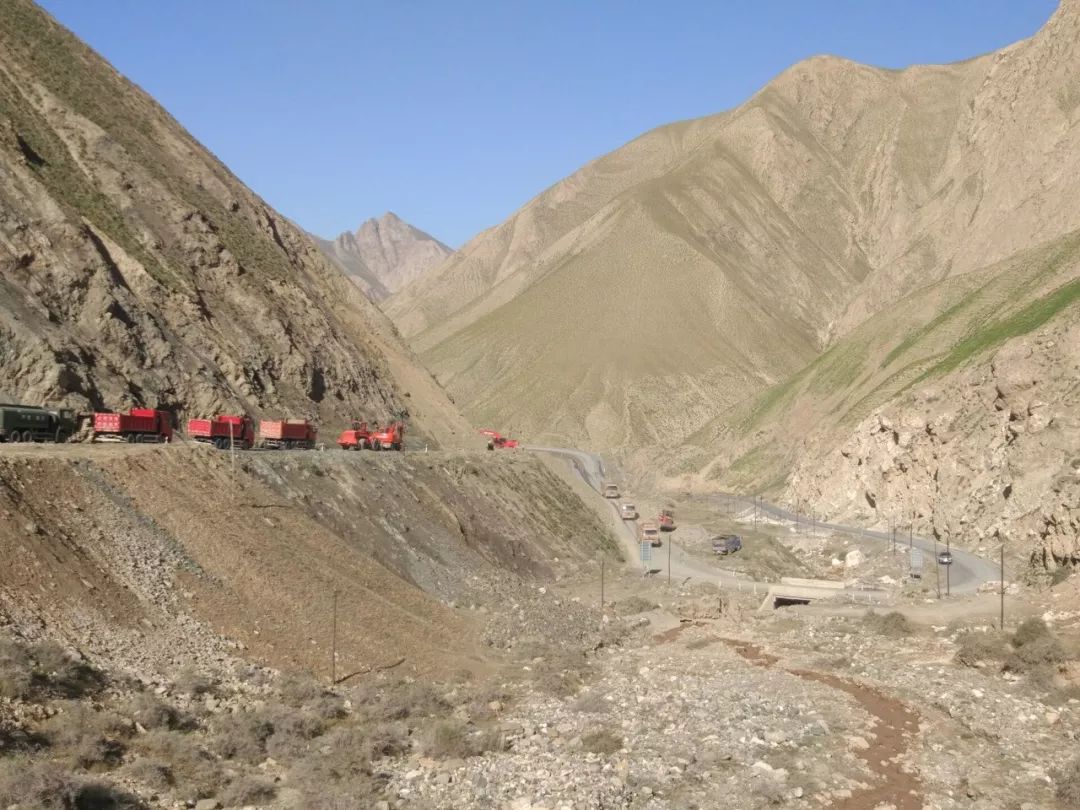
789;320;1080;571
315;212;452;302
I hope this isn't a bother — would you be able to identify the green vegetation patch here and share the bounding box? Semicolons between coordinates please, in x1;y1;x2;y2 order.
915;276;1080;384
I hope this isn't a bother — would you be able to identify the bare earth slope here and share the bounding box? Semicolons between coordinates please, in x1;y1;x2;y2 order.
0;2;468;445
313;211;452;302
386;0;1080;454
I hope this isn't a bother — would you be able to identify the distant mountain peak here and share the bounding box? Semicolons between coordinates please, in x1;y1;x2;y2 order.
317;214;452;303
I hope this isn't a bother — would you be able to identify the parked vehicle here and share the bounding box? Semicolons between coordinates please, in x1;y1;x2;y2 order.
480;429;518;450
640;521;661;547
259;419;317;450
93;408;173;443
603;483;620;499
0;403;77;443
658;507;676;532
937;550;953;566
370;421;404;451
187;414;254;449
620;502;638;520
337;421;372;450
711;534;742;555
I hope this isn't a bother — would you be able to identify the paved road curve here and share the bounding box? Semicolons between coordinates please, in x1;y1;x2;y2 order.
526;445;1001;595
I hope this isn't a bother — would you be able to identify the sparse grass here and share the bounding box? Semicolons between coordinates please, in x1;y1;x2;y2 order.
1056;757;1080;807
173;666;216;697
354;679;450;722
422;719;504;759
220;774;277;807
581;728;622;755
569;690;610;714
954;630;1008;667
860;611;913;638
613;596;659;616
529;651;590;698
915;276;1080;384
124;692;188;731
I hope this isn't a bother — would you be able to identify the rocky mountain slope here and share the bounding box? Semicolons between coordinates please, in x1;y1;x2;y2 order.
314;212;452;302
386;0;1080;455
0;1;468;445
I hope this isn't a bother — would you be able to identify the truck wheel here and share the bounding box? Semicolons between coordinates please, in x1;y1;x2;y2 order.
126;434;136;443
54;429;66;444
393;442;401;451
9;431;21;443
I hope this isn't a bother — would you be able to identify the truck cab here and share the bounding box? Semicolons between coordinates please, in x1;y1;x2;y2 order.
603;483;620;499
641;522;661;547
620;502;637;520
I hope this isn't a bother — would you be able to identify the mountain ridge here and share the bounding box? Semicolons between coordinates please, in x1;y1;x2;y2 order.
314;211;452;302
384;1;1078;456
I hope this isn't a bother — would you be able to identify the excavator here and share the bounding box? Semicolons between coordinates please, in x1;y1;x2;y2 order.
480;429;519;450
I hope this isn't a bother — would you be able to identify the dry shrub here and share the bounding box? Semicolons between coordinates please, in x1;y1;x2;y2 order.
0;757;142;808
276;673;346;721
220;774;277;807
264;708;328;761
530;651;590;698
423;719;473;759
43;702;131;769
0;637;105;701
861;611;913;637
1005;619;1067;673
124;692;187;731
212;711;275;764
354;680;450;722
120;758;174;792
422;719;504;759
287;723;407;808
173;666;216;697
132;729;223;799
1056;757;1080;807
581;728;622;755
954;630;1007;667
614;596;659;616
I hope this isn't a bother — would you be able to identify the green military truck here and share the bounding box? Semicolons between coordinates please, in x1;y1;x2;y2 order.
0;403;78;443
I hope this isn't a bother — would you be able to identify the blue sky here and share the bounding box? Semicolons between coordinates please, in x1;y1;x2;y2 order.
39;1;1057;247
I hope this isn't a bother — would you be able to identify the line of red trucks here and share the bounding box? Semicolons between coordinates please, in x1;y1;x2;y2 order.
88;409;404;452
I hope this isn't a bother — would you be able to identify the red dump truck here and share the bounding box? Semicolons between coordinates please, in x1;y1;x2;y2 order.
369;421;404;451
187;415;255;450
259;419;317;450
92;408;173;443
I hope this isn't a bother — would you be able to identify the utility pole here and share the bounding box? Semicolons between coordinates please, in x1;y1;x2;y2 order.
667;537;672;586
330;590;338;685
754;496;759;530
933;534;941;599
600;559;605;609
946;535;951;597
1000;544;1005;630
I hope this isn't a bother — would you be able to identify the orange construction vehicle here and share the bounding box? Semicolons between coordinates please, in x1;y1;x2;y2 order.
337;421;372;450
480;429;519;450
370;421;404;451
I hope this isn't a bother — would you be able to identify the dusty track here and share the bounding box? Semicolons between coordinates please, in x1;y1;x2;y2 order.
720;638;922;810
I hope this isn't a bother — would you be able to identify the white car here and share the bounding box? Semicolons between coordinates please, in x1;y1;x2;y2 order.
620;502;638;520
